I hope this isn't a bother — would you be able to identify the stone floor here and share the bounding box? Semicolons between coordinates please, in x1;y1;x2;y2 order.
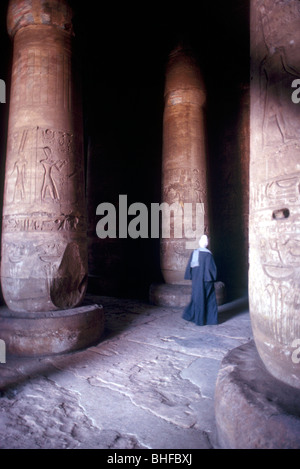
0;294;252;450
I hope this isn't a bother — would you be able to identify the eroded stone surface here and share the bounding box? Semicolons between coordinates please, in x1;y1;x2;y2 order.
0;304;105;357
0;295;252;449
215;340;300;449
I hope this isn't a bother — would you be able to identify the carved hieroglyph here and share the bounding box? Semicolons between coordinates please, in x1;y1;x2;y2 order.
161;45;208;284
250;0;300;388
1;0;87;312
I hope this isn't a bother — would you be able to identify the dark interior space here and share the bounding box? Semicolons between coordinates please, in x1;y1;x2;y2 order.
0;0;250;301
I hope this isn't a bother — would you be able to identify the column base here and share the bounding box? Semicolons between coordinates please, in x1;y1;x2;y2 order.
149;281;226;307
0;303;105;358
214;340;300;449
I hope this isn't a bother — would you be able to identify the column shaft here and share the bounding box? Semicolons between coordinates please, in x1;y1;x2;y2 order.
161;45;208;284
249;0;300;388
1;0;87;312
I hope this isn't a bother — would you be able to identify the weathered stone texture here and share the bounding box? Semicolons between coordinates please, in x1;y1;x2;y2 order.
215;341;300;449
0;295;252;449
249;0;300;389
1;0;87;312
0;304;104;357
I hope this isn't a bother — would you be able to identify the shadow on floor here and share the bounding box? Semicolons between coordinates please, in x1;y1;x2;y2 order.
217;296;249;324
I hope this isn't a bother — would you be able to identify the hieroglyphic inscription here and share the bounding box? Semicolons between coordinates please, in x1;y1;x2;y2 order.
250;171;300;321
163;168;206;205
251;173;300;211
2;214;86;233
4;126;84;212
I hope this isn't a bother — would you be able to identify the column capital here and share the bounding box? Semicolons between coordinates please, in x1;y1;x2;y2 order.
164;44;206;102
7;0;73;38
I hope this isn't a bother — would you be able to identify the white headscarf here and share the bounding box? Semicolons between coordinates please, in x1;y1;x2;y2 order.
199;234;208;249
190;235;210;267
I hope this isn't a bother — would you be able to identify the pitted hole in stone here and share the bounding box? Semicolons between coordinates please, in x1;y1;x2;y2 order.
272;208;290;220
50;242;87;309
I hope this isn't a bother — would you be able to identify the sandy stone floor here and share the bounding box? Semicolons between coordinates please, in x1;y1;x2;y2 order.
0;295;252;450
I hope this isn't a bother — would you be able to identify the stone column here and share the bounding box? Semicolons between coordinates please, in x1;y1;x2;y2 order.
160;44;208;285
0;0;105;357
214;1;300;449
249;0;300;389
1;0;87;313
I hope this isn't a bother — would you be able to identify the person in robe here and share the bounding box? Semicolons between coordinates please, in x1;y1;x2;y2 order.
182;234;218;326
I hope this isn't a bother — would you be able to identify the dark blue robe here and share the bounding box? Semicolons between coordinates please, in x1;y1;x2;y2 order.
182;249;218;326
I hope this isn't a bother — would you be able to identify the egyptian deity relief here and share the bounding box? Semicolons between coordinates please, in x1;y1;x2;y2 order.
3;126;84;216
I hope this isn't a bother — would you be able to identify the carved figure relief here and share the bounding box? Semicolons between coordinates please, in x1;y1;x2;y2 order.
9;129;29;202
11;157;28;201
259;2;300;147
163;168;206;205
261;47;300;145
4;126;83;211
40;146;66;201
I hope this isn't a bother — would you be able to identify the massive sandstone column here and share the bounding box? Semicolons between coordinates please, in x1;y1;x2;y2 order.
161;44;208;284
1;0;88;312
249;0;300;389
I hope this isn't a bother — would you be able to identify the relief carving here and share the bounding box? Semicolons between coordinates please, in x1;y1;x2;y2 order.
251;172;300;210
260;47;300;145
10;129;29;202
163;168;206;205
4;126;83;210
40;146;66;201
11;157;28;202
259;1;300;147
2;214;85;233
